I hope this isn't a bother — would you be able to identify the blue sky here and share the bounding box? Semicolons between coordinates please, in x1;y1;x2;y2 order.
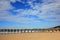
0;0;60;29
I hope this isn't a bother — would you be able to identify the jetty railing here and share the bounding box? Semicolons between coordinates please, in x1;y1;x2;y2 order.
0;28;60;34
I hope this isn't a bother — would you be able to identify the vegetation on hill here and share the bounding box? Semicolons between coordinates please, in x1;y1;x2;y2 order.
53;26;60;28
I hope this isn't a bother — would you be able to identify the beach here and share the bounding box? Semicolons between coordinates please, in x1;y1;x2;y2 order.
0;32;60;40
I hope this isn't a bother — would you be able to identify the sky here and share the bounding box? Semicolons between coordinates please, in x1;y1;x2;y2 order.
0;0;60;29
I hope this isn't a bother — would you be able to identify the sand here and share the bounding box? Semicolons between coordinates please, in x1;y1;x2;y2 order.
0;32;60;40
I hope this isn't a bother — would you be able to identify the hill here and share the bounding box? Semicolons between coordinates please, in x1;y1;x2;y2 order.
53;26;60;29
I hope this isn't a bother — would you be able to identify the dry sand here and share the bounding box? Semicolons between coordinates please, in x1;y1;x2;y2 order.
0;32;60;40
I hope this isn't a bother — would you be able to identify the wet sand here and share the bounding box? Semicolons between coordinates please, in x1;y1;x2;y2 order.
0;32;60;40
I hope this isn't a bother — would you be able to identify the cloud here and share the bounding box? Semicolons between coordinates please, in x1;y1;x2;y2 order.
0;0;60;23
0;0;14;11
10;0;17;2
10;0;24;2
14;1;60;21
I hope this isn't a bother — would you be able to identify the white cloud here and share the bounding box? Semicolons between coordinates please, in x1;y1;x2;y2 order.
0;0;60;23
0;0;14;11
14;1;60;21
0;11;10;17
10;0;22;3
10;0;16;2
